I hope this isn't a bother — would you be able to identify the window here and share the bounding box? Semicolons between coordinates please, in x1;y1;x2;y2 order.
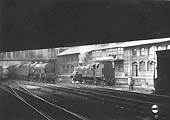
75;56;78;62
113;49;117;55
67;56;70;62
37;50;43;58
140;48;145;56
158;46;162;51
94;51;102;57
114;60;124;72
147;61;155;71
29;50;36;58
16;51;20;58
139;61;145;71
7;52;11;58
98;51;102;57
140;48;148;56
101;50;107;57
132;49;137;56
71;65;74;72
161;46;166;50
0;53;3;58
120;48;124;54
149;46;156;55
51;48;56;58
106;49;111;56
70;56;73;62
25;51;29;58
167;45;170;49
63;56;67;63
48;49;51;58
117;48;124;54
66;65;69;73
63;65;66;73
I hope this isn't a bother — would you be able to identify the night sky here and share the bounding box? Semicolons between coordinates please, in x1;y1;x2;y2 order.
1;0;170;52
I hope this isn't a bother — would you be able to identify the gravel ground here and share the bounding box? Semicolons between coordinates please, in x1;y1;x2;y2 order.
28;85;142;120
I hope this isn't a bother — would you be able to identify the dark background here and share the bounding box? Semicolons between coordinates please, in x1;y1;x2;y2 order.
1;0;170;52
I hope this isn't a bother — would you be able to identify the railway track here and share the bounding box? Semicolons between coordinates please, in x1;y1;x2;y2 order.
69;85;170;117
18;80;170;120
45;84;170;120
0;83;47;120
2;81;89;120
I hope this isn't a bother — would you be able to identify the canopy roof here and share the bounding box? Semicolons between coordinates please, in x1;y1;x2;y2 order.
58;37;170;56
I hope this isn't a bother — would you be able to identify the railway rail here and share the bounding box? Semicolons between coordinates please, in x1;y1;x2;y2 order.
64;85;170;119
0;83;47;120
17;80;170;120
1;80;89;120
45;84;170;120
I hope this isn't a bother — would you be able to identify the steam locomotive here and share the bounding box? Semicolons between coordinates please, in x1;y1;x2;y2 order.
0;62;57;83
71;56;115;85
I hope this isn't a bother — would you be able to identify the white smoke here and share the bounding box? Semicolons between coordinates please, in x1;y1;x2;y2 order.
78;46;88;65
79;52;87;64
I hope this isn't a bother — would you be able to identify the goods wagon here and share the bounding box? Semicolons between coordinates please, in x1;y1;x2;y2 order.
155;49;170;95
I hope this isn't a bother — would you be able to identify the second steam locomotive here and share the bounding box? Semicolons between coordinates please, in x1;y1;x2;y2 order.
71;56;115;85
1;62;57;83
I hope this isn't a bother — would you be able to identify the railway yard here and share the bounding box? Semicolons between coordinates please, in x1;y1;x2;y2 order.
0;79;170;120
2;1;170;119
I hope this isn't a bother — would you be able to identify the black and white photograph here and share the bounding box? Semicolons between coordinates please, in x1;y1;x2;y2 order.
0;0;170;120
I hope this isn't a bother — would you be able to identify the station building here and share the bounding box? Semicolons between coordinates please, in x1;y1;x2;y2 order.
57;38;170;87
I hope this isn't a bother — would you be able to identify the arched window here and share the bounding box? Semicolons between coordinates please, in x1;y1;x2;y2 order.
139;61;145;71
167;45;170;49
147;61;155;71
